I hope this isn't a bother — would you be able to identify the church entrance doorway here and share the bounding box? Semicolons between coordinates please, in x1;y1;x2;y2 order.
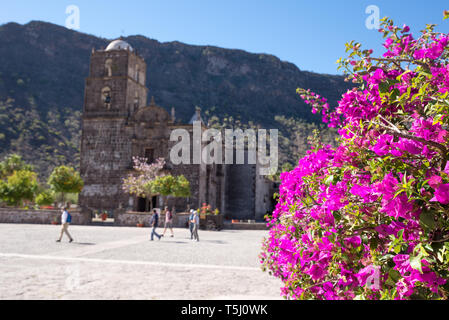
137;196;158;212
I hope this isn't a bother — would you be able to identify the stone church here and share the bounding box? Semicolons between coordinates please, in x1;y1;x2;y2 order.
79;39;275;221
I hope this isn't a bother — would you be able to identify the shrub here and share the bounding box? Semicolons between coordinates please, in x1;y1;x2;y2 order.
0;170;38;206
35;190;55;206
0;154;33;179
261;14;449;300
47;166;83;203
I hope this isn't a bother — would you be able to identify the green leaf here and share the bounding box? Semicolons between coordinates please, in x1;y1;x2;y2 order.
369;238;378;250
325;175;334;185
419;210;436;229
379;81;390;94
397;229;404;240
389;269;401;282
393;244;402;254
385;277;396;287
380;254;395;262
389;88;400;101
410;254;423;273
332;211;341;221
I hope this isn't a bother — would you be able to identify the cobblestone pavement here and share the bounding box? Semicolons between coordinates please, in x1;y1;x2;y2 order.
0;224;282;300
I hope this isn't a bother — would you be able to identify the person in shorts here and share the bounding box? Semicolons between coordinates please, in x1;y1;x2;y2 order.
162;206;174;237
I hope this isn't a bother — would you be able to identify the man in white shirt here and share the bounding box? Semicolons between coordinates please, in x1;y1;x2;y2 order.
56;205;73;243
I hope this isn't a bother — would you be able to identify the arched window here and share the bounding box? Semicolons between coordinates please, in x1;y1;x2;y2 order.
105;59;113;77
101;87;112;109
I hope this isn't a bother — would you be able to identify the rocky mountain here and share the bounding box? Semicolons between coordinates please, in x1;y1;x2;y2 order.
0;20;352;178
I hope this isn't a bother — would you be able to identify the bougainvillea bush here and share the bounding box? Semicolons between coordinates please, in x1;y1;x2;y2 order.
261;13;449;300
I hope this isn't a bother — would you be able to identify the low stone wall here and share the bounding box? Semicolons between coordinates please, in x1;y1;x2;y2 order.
115;211;190;228
0;208;90;225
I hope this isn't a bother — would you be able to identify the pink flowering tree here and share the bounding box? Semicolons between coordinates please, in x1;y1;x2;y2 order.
261;13;449;300
122;157;165;211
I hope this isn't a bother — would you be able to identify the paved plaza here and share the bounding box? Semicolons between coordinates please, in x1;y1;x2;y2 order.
0;223;282;300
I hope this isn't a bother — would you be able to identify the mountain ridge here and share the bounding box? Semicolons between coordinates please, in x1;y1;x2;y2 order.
0;20;352;177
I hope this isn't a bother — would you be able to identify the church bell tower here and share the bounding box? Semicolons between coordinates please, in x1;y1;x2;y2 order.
83;39;148;117
79;39;148;213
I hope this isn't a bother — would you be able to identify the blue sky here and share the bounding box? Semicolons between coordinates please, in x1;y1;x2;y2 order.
1;0;448;74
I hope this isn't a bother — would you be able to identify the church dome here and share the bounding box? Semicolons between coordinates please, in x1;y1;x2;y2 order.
105;39;133;51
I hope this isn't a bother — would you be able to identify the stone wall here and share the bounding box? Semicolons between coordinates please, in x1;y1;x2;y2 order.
79;118;132;212
0;208;90;225
255;162;277;222
224;162;256;220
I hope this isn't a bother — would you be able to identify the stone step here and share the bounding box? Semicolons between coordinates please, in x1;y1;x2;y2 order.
222;221;268;230
89;221;115;227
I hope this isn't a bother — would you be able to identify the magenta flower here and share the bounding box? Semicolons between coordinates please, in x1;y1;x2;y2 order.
344;236;362;248
309;264;327;281
372;134;394;156
383;38;394;49
350;184;377;203
431;184;449;204
428;175;442;189
381;193;414;220
413;49;426;59
396;138;422;155
393;254;412;274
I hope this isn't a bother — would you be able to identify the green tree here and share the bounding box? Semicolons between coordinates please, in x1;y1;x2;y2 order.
0;180;7;206
47;166;83;204
0;154;34;179
173;175;191;198
0;170;38;206
150;174;191;207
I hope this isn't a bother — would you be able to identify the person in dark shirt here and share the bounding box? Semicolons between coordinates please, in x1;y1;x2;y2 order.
150;209;162;241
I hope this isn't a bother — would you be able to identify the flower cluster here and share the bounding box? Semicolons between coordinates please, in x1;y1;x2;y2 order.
199;203;219;215
262;15;449;300
122;157;165;198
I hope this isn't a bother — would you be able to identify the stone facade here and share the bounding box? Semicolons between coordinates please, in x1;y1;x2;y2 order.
79;40;275;221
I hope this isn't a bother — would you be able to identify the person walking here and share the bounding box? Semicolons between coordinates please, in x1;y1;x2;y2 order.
192;210;200;242
150;209;162;241
162;206;174;237
56;204;73;243
188;209;195;240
